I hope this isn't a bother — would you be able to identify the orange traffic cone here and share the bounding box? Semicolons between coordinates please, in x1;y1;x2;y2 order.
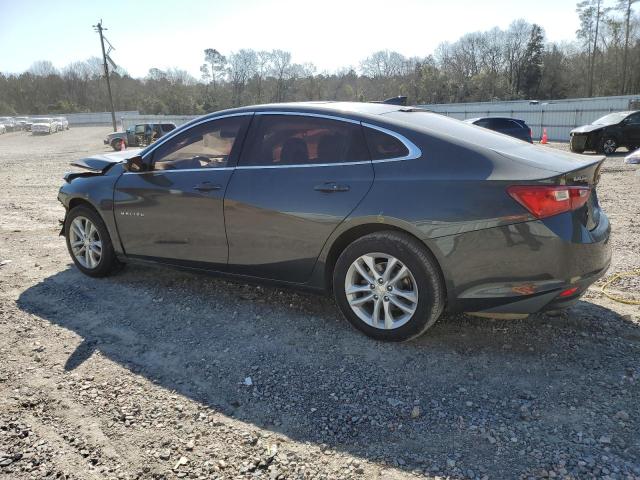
120;138;126;151
541;128;548;144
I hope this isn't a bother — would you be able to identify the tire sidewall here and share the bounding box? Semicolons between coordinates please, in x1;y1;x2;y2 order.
333;233;444;341
65;206;118;277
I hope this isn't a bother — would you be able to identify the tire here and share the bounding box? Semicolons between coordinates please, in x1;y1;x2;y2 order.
599;137;617;155
333;231;445;341
64;205;122;277
569;136;584;154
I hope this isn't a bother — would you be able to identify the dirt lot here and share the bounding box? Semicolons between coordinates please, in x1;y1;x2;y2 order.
0;127;639;480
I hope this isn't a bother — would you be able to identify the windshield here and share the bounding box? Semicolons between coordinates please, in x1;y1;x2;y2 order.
34;118;53;123
592;112;628;125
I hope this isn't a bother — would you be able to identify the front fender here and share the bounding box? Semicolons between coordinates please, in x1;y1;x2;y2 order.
58;167;124;255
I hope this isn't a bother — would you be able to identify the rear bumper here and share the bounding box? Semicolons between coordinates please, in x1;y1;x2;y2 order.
434;211;611;314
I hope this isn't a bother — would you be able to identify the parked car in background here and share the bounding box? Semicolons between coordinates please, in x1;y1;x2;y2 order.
14;116;29;130
0;124;5;134
570;110;640;154
0;117;18;132
60;102;610;341
104;123;176;150
31;118;58;135
55;117;70;130
25;117;47;131
626;147;640;164
464;117;533;143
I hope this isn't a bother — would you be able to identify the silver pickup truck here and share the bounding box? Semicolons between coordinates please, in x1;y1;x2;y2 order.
104;122;176;150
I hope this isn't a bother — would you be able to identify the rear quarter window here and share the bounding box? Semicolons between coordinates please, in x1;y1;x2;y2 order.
364;127;409;160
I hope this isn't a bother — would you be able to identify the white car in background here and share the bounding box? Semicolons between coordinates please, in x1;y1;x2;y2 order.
31;118;58;135
626;148;640;164
55;116;69;130
0;123;5;134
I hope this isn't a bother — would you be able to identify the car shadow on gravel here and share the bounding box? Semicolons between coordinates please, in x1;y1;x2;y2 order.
18;265;640;478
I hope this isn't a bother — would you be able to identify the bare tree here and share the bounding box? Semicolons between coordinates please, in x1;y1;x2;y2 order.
203;48;227;90
228;49;258;106
617;0;639;93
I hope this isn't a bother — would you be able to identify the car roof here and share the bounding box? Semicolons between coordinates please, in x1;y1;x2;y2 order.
201;101;406;122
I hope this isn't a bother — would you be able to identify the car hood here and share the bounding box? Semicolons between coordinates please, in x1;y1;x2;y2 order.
71;149;143;172
570;124;605;134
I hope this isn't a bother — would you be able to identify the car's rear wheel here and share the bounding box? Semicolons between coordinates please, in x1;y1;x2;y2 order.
65;206;121;277
600;137;617;155
333;231;445;341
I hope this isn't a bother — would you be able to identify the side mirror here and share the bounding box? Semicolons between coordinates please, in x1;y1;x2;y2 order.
125;155;146;172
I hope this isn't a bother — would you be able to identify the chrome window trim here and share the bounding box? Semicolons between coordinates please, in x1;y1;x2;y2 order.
130;111;422;173
254;110;361;125
361;122;422;162
123;167;235;175
236;160;371;170
141;112;255;162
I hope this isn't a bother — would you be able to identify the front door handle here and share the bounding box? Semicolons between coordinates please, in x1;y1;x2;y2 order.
314;182;350;193
193;182;222;192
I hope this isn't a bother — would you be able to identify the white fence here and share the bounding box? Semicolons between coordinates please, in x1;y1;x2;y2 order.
120;115;198;130
419;95;640;142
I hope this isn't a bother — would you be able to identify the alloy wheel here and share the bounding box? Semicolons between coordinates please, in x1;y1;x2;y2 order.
603;139;617;154
344;253;419;330
69;216;102;269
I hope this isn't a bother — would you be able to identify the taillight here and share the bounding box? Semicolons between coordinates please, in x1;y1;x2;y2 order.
507;185;591;219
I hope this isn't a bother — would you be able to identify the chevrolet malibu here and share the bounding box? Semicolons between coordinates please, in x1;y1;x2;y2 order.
58;102;611;341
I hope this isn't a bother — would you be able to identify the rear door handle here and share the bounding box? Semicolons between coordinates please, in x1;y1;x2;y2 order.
314;182;350;193
193;182;222;192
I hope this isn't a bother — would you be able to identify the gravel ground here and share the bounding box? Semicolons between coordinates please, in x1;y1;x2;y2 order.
0;128;639;480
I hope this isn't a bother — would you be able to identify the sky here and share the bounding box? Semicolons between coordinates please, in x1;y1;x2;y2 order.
0;0;581;78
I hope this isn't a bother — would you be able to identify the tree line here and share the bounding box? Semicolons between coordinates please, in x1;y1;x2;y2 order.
0;1;638;116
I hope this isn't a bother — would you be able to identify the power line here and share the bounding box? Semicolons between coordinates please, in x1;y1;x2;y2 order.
93;20;117;132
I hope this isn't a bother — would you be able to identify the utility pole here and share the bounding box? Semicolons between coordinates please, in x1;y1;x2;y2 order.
94;20;117;132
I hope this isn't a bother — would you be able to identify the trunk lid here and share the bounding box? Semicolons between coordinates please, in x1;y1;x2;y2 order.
495;145;605;230
560;158;605;230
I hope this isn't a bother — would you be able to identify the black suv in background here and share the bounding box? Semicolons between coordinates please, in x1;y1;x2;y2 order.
570;110;640;154
464;117;533;143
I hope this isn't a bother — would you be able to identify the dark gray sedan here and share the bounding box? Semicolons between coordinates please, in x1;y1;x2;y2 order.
58;102;611;341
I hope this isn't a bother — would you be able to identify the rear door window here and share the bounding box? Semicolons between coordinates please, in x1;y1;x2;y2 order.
363;127;409;160
241;115;369;166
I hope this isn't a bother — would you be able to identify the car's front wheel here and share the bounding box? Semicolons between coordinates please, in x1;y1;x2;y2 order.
333;231;445;341
65;205;121;277
569;136;585;154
